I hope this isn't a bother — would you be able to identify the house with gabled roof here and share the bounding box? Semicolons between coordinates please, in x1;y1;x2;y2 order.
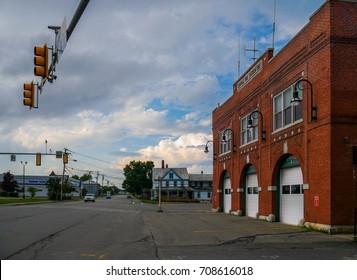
151;160;212;202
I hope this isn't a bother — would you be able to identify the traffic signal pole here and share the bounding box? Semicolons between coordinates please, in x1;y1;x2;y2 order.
66;0;90;41
47;0;90;77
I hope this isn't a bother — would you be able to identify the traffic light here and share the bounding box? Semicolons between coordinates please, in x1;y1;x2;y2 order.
34;43;48;78
36;153;41;166
23;82;34;108
63;153;68;164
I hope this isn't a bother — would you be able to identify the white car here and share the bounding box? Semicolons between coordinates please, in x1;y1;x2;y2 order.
84;194;95;202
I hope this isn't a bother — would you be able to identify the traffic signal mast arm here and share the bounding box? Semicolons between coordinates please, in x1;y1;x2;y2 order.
22;0;90;110
46;0;90;86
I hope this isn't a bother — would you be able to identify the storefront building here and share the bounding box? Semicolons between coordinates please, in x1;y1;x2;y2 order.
211;0;357;233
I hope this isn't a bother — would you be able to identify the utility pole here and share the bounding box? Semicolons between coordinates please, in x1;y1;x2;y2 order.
61;148;68;200
96;171;99;196
157;176;163;212
20;161;27;199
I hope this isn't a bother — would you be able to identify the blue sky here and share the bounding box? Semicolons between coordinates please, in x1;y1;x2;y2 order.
0;0;325;187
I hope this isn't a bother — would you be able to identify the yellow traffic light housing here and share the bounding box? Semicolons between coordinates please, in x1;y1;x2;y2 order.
34;43;48;78
63;153;68;164
23;82;35;108
36;153;41;166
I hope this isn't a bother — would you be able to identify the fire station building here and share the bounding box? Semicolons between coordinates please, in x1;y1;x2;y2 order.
211;0;357;233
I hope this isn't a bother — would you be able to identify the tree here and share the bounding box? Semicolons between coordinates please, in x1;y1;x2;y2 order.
27;186;38;198
1;171;19;194
71;175;80;180
46;177;61;200
123;160;154;196
80;173;92;182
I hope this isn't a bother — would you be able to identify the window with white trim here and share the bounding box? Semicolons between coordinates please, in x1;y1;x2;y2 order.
219;129;232;155
241;113;258;145
273;85;302;131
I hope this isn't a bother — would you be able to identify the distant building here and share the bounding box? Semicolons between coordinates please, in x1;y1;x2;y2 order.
81;179;100;197
0;171;81;198
151;160;212;202
189;173;213;201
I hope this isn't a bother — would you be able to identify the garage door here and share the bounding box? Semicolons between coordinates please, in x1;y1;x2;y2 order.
223;176;232;213
280;166;304;225
246;173;259;218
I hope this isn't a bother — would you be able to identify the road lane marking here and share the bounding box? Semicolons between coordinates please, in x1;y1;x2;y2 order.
193;227;298;233
81;254;96;257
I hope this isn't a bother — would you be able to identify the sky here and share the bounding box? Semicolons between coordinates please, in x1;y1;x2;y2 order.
0;0;325;187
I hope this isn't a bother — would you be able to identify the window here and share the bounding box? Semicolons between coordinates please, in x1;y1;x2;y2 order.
282;184;303;194
247;187;259;194
291;184;301;194
282;185;290;194
241;113;258;146
274;85;302;131
219;129;232;155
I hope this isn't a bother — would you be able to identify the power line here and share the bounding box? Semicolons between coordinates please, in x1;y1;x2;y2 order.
66;166;125;182
66;148;125;167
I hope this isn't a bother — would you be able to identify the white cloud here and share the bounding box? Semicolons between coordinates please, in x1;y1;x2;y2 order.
0;0;325;185
117;133;212;169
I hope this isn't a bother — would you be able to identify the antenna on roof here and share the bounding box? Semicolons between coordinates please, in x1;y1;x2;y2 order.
238;33;241;77
244;37;259;62
272;0;277;49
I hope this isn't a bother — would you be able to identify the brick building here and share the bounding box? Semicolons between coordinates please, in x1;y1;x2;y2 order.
211;0;357;233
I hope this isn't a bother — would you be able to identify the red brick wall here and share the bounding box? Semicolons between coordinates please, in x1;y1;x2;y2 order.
212;0;357;227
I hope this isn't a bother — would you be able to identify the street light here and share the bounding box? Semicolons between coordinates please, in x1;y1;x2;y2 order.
20;161;27;199
291;79;317;122
204;140;216;160
247;110;266;141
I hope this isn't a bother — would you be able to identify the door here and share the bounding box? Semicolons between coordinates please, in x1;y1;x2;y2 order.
246;173;259;218
280;167;304;225
223;176;232;213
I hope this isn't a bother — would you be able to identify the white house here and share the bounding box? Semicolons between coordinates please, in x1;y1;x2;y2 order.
151;161;212;202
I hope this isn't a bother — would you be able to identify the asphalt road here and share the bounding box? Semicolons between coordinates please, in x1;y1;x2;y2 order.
1;195;356;260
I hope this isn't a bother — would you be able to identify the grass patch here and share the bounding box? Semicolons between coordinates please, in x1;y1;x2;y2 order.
0;197;81;204
0;197;52;204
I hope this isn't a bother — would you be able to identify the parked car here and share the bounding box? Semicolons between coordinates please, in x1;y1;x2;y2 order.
84;194;95;202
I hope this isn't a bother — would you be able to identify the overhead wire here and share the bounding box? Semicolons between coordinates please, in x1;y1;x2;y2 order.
65;148;125;185
66;148;125;167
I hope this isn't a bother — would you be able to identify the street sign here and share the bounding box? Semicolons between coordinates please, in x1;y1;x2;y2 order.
56;151;63;158
55;17;67;62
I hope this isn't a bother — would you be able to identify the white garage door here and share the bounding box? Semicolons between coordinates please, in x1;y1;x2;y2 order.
223;176;232;213
280;167;304;225
246;173;259;218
